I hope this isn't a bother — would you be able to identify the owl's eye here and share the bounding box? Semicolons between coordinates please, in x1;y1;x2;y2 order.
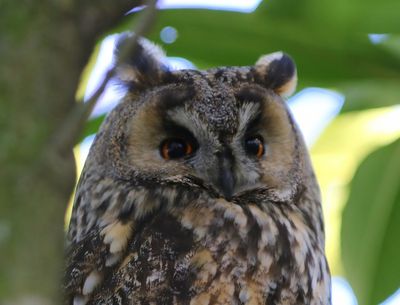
160;138;194;160
244;135;264;158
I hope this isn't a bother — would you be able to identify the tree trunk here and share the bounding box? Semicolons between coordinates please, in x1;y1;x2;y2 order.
0;1;139;303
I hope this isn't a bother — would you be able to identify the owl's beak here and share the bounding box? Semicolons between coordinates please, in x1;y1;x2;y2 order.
216;149;235;200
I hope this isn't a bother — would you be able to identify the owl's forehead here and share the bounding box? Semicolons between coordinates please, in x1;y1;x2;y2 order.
189;79;239;134
154;68;264;135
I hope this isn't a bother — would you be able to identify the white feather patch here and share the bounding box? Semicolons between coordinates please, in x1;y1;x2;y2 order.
239;288;249;303
101;221;133;254
82;270;102;295
138;37;167;64
255;51;284;67
105;252;122;267
73;295;88;305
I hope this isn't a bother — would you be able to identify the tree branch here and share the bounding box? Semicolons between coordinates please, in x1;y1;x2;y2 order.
51;0;157;157
77;0;146;41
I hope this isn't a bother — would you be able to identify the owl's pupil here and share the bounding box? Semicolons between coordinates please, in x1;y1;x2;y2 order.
244;136;264;158
168;141;186;158
160;138;191;160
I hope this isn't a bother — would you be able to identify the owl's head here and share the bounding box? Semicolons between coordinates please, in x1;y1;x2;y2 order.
89;35;311;203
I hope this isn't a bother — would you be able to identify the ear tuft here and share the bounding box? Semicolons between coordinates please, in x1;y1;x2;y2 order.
114;33;169;90
254;52;297;98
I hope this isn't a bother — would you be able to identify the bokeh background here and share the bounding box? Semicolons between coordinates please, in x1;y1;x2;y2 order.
72;1;400;304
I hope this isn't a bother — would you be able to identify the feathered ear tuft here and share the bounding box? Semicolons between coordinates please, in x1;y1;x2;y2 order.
253;52;297;98
114;33;170;90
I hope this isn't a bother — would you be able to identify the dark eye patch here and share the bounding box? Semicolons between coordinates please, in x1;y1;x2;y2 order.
235;86;265;105
156;85;196;113
161;121;199;152
245;112;263;136
163;121;195;138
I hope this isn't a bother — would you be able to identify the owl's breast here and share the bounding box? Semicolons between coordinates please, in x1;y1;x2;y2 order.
173;198;331;305
89;198;330;305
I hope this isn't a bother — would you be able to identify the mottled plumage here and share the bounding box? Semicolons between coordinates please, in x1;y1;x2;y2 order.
65;35;331;305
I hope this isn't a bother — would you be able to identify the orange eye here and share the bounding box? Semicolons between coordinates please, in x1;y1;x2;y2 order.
244;135;264;158
160;138;193;160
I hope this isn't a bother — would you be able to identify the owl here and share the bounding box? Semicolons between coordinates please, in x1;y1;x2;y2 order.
65;34;331;305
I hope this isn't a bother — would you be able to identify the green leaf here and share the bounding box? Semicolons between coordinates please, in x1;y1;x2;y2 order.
341;138;400;305
340;80;400;112
147;8;400;87
136;4;400;111
380;35;400;61
79;115;105;143
97;2;400;118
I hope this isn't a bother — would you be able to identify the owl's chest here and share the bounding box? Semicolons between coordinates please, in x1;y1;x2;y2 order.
167;200;329;304
115;201;329;304
127;209;268;302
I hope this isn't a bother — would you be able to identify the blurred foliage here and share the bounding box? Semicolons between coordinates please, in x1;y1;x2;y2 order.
311;107;400;277
78;1;400;304
342;138;400;305
147;2;400;107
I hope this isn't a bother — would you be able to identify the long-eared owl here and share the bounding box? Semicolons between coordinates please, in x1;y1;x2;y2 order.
65;34;331;305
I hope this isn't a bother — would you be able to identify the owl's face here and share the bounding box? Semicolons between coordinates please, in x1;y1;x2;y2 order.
92;36;305;202
126;79;297;201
